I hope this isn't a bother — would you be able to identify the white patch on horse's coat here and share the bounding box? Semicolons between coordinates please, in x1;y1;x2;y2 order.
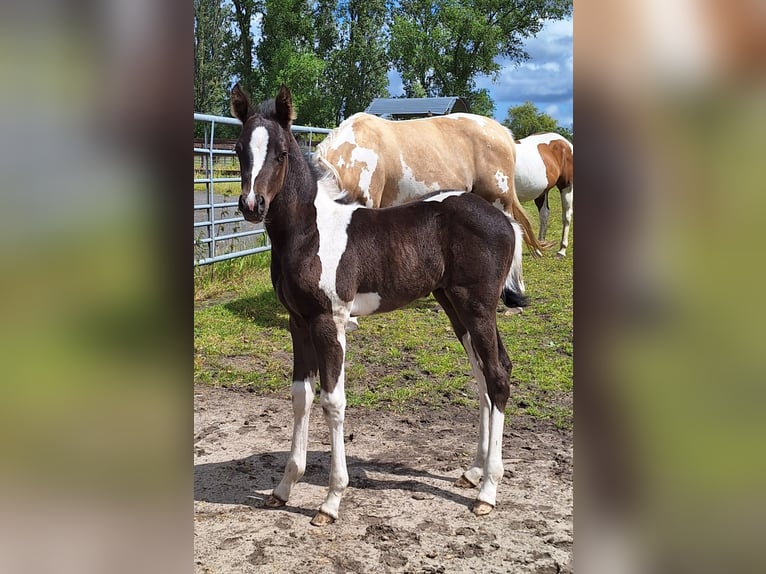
350;292;381;316
318;330;348;520
328;122;356;150
348;146;378;205
514;133;572;203
398;156;439;202
494;170;510;194
272;378;313;503
314;182;363;310
445;112;488;127
423;190;465;203
477;405;506;507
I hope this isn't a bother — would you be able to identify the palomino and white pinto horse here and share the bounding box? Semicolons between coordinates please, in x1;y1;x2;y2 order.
313;110;554;257
231;84;528;525
514;132;574;258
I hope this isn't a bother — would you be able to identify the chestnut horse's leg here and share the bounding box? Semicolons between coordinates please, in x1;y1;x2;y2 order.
309;313;350;526
558;183;573;258
267;317;317;508
534;191;551;242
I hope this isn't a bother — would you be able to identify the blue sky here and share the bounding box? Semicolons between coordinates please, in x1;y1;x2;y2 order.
387;17;573;128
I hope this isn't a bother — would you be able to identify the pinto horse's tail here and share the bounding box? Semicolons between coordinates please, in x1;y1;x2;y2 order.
501;220;530;309
509;190;556;258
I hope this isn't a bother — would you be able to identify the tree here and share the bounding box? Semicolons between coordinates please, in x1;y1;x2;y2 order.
193;0;233;117
503;101;559;139
255;0;336;126
326;0;390;124
388;0;572;115
231;0;261;97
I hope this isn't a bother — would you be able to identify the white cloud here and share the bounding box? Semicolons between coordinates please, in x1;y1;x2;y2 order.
480;17;573;128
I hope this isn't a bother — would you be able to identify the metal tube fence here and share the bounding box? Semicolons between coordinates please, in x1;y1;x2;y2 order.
193;113;331;266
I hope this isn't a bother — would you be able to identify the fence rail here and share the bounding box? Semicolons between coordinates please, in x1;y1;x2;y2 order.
194;113;331;265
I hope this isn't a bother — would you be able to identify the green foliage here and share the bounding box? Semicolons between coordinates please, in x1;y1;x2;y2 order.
503;101;559;139
193;0;234;118
195;1;572;124
325;0;390;124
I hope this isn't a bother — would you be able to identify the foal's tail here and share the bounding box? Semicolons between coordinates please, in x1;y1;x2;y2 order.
509;192;556;258
501;220;530;309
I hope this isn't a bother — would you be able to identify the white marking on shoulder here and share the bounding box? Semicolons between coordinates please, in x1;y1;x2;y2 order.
423;190;465;203
314;186;362;308
494;170;510;194
350;292;381;316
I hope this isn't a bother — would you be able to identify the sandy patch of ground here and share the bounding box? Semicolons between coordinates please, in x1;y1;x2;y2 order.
194;385;572;573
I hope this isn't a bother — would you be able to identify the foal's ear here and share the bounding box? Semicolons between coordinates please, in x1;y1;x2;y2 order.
231;83;255;124
275;84;296;129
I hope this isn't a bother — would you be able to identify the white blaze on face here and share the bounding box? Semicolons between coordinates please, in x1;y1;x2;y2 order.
246;126;269;210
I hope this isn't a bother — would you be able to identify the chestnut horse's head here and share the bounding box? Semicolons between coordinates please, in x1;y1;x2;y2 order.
230;84;296;223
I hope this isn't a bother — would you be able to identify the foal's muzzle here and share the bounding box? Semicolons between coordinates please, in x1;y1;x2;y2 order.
239;193;266;223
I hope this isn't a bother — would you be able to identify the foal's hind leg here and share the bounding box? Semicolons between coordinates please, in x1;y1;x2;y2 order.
439;290;512;515
267;317;317;508
433;290;490;489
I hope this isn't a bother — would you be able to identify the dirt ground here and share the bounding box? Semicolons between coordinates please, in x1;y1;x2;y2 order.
194;384;572;573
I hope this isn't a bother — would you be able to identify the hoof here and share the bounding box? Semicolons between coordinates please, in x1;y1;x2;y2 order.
472;501;494;516
555;251;566;259
310;511;335;526
503;307;523;316
264;494;286;508
454;474;478;489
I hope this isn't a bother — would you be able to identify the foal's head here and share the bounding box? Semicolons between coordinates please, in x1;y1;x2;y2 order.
231;84;296;223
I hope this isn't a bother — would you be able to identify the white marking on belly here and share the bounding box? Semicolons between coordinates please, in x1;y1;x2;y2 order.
423;191;465;202
350;292;381;316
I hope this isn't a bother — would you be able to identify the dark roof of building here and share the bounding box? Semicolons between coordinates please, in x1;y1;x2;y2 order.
365;97;469;118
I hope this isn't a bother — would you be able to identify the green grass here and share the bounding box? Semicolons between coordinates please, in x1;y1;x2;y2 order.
194;193;572;429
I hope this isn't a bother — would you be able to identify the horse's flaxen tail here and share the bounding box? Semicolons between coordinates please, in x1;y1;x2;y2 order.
501;220;530;309
509;192;556;257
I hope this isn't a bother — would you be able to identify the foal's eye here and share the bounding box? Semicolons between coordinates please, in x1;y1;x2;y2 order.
277;150;288;163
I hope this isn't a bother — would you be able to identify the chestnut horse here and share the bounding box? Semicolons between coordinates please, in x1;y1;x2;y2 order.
313;112;553;256
514;132;574;258
231;84;528;525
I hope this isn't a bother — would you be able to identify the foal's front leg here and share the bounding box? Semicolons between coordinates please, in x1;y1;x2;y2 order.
266;318;316;508
309;313;349;526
